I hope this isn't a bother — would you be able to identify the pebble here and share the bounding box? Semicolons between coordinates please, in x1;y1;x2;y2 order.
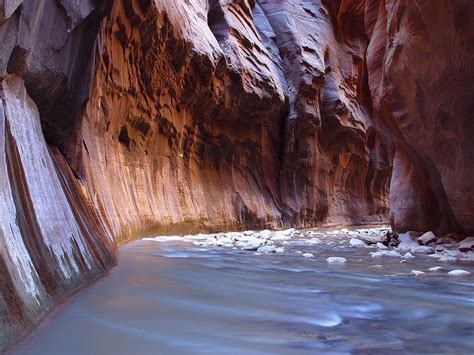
302;253;314;258
410;270;425;276
447;270;471;277
327;257;347;264
428;266;444;272
349;238;366;247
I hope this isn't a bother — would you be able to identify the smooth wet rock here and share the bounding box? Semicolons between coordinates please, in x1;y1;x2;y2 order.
411;270;425;276
241;240;263;251
275;247;285;253
447;270;472;277
418;231;437;245
376;242;387;249
306;238;321;245
459;237;474;252
357;233;388;245
349;238;366;247
257;245;276;254
302;253;314;258
412;246;435;255
327;257;347;265
428;266;444;272
403;252;415;260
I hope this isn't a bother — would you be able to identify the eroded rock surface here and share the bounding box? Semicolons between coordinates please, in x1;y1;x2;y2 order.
365;0;474;234
0;0;472;350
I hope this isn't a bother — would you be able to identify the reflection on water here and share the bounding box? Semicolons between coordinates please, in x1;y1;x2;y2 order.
15;230;474;354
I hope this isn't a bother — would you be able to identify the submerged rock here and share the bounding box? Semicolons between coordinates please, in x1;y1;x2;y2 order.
410;270;426;276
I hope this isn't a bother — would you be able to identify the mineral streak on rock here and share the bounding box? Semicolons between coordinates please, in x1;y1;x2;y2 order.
0;0;472;350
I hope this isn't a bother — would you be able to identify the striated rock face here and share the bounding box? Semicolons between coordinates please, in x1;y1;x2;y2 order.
262;0;391;226
365;0;474;234
0;0;472;350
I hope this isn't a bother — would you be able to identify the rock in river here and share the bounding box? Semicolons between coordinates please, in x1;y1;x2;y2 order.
327;257;347;265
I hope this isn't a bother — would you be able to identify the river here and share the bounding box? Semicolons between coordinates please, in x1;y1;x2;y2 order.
14;228;474;354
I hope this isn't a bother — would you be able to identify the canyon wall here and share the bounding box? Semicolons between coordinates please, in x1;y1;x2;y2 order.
0;0;472;350
365;0;474;235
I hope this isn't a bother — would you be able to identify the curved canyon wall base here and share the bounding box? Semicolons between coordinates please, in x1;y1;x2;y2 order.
0;0;472;349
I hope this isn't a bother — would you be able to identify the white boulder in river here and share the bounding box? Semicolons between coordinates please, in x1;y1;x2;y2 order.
447;270;471;277
349;238;366;247
257;245;276;253
327;257;347;264
418;231;437;245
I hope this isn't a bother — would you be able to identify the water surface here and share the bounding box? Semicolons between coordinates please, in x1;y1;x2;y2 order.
15;230;474;354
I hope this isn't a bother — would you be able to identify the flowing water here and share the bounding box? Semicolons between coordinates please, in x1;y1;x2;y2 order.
15;229;474;354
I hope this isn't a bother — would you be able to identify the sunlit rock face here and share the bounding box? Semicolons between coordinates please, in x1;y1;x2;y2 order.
79;0;287;238
78;0;391;237
365;0;474;234
0;0;472;350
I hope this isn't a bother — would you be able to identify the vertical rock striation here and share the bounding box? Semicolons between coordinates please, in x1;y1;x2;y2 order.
260;0;391;226
0;0;472;350
365;0;474;234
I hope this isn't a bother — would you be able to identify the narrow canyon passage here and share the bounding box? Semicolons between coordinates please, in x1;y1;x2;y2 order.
1;0;473;352
15;228;474;354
